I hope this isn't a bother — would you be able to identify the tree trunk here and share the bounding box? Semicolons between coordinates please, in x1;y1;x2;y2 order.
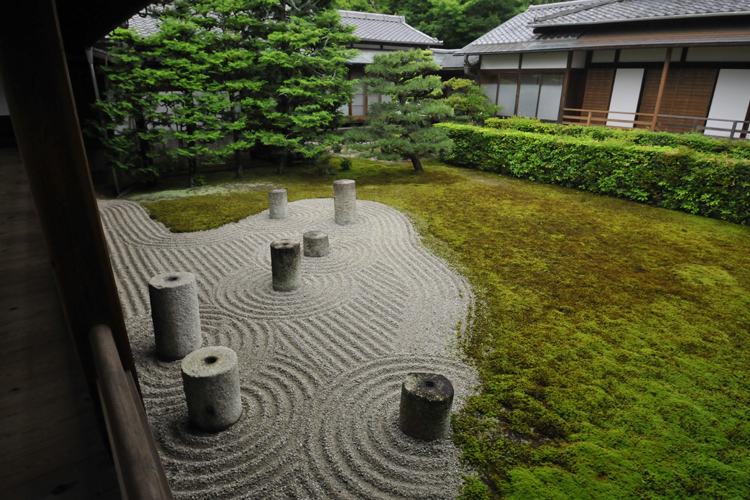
188;157;197;187
277;153;287;175
233;130;243;179
409;154;424;173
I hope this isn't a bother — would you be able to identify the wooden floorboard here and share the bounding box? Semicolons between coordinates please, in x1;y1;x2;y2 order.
0;148;120;498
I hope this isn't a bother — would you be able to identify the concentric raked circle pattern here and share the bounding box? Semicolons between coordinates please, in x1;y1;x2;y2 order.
302;357;476;499
102;195;476;499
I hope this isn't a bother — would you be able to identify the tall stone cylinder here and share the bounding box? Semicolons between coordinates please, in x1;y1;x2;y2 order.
148;272;202;361
303;231;329;257
268;189;288;219
398;373;454;441
271;240;301;292
333;179;356;226
181;346;242;432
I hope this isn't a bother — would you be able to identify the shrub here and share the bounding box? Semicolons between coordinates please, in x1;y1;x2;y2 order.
437;123;750;224
339;157;352;171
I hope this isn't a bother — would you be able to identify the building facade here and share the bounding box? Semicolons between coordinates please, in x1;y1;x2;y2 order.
460;0;750;137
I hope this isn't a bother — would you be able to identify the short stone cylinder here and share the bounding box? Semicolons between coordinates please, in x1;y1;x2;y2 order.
148;272;202;361
398;373;454;441
271;240;301;292
333;179;356;226
181;346;242;432
268;189;288;219
303;231;329;257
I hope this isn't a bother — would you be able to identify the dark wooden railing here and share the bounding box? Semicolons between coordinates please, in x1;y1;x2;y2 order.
562;108;750;139
90;324;174;500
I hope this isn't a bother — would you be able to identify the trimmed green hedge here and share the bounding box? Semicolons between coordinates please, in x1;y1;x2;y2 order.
484;116;750;160
438;122;750;224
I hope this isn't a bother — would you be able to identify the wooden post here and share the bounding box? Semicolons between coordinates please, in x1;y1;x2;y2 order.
0;0;139;409
650;47;673;131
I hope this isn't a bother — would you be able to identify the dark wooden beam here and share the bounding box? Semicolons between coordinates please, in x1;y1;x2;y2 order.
0;0;140;415
650;47;673;131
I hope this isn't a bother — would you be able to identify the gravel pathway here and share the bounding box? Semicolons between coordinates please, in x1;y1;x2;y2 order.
99;197;478;500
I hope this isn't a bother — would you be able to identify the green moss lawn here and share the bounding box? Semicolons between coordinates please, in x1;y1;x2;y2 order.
136;158;750;499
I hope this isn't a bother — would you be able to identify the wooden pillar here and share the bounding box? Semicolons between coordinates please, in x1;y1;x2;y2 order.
0;0;139;408
650;47;673;131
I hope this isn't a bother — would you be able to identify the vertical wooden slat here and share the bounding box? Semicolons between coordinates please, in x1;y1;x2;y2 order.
0;0;139;415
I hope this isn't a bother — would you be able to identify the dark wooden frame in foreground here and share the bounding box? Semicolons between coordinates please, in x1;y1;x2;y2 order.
91;325;173;500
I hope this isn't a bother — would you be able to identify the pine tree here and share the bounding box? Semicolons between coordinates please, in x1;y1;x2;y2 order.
345;49;454;173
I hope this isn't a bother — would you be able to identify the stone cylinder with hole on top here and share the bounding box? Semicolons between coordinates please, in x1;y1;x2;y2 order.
181;346;242;432
268;188;288;219
399;373;454;441
271;239;301;291
303;231;329;257
333;179;356;225
148;272;202;361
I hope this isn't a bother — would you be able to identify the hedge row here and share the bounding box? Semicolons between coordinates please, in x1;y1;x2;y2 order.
437;122;750;225
484;116;750;160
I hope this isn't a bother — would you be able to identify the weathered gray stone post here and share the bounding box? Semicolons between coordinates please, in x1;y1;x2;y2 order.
398;373;454;441
271;240;301;291
181;346;242;432
148;272;202;361
268;189;288;219
333;179;356;225
303;231;329;257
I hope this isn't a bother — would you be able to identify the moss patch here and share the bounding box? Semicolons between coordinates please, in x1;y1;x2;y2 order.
136;158;750;499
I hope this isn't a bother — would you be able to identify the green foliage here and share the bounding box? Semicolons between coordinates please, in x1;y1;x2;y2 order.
93;0;356;184
339;157;353;170
345;49;454;172
439;122;750;225
88;28;165;182
256;4;359;174
444;77;501;124
140;157;750;499
484;117;750;159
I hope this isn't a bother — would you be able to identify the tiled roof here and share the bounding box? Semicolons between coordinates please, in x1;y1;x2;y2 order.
461;0;750;54
531;0;750;27
126;12;159;36
430;48;478;70
126;9;440;46
338;10;440;45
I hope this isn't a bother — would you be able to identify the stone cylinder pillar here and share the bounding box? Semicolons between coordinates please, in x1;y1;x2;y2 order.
303;231;329;257
333;179;356;226
148;272;202;361
398;373;454;441
268;189;288;219
181;346;242;432
271;240;301;291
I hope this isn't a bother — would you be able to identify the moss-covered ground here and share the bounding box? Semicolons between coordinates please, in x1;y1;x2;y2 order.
136;158;750;499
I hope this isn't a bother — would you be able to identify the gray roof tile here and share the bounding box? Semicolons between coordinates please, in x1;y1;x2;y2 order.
126;10;440;46
461;0;750;54
531;0;750;27
338;10;440;45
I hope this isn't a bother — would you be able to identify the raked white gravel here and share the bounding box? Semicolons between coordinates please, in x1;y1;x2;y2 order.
99;197;478;500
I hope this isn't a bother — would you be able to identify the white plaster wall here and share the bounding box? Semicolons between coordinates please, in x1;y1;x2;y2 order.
571;51;587;69
481;54;519;70
521;52;568;69
705;69;750;137
592;50;616;63
687;46;750;62
619;48;667;63
607;68;644;127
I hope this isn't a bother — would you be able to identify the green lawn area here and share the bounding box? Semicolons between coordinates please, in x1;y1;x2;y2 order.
136;158;750;499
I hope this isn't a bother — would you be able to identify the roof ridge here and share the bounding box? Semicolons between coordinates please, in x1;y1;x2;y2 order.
533;0;621;22
336;10;405;23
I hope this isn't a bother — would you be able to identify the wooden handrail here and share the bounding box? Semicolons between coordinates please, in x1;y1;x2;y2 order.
562;108;750;139
90;324;174;500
